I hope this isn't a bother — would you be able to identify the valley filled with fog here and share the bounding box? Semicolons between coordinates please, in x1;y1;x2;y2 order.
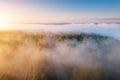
0;23;120;80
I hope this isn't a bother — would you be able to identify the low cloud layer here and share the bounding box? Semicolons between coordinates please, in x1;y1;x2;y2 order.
3;23;120;40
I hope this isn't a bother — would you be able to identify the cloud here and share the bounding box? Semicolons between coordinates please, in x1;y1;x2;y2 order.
1;23;120;40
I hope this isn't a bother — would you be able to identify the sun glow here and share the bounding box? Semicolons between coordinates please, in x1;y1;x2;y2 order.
0;18;8;28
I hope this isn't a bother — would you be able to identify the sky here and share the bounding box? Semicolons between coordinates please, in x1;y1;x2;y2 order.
0;0;120;23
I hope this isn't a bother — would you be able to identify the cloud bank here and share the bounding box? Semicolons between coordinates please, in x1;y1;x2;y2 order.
3;23;120;40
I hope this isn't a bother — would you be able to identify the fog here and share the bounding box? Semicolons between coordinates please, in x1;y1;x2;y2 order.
3;23;120;40
0;31;120;80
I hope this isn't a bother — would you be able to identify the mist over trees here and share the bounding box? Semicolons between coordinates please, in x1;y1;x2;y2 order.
0;31;120;80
